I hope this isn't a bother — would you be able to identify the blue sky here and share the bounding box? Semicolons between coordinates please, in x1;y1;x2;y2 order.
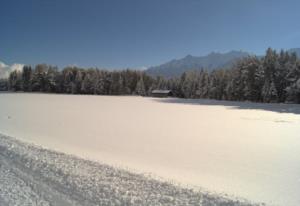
1;0;300;69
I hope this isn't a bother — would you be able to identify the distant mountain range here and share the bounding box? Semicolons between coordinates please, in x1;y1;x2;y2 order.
146;48;300;78
2;49;300;79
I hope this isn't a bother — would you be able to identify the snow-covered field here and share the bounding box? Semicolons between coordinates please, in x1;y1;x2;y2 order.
0;93;300;206
0;134;256;206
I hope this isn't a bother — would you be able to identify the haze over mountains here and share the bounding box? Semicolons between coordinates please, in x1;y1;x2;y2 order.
146;48;300;78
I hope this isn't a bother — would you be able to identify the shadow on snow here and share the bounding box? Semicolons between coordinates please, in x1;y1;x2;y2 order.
153;98;300;115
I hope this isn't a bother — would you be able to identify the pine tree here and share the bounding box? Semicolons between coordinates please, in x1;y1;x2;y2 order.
9;70;22;91
31;64;47;91
22;65;32;91
45;66;58;92
81;70;94;94
262;79;278;103
135;76;146;96
0;79;8;91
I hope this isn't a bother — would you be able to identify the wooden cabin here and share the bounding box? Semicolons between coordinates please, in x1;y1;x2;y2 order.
151;90;173;98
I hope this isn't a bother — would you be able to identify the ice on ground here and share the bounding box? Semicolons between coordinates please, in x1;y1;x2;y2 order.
0;93;300;205
0;134;257;206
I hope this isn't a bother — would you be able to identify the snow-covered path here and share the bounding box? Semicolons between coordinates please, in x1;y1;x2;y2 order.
0;134;256;206
0;93;300;205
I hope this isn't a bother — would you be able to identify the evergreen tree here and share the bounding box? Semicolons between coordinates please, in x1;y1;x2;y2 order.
135;76;146;96
22;65;32;91
9;70;22;91
6;48;300;104
45;66;59;92
0;79;8;91
31;64;47;91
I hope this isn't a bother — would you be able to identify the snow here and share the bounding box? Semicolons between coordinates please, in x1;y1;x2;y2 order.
0;93;300;205
0;61;24;79
0;134;255;206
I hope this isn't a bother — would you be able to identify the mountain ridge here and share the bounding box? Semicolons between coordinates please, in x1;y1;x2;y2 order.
146;48;300;78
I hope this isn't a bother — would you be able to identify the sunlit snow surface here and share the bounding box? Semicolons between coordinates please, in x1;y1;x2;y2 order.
0;93;300;206
0;134;257;206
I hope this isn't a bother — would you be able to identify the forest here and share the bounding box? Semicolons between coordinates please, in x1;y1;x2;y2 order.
4;48;300;103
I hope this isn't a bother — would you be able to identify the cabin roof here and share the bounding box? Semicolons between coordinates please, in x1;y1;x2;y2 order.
151;90;172;94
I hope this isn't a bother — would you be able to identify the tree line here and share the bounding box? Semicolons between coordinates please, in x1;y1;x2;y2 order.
7;66;154;96
6;48;300;103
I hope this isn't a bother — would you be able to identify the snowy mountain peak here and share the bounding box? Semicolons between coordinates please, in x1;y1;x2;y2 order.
146;50;250;78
